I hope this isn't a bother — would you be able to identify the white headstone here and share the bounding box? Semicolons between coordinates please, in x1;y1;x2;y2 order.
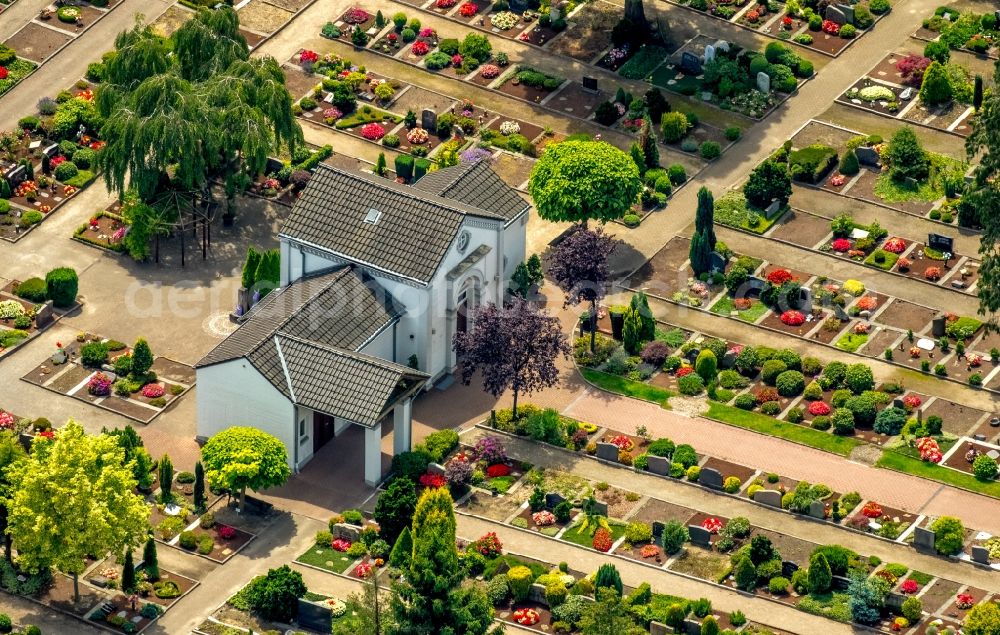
757;72;771;94
704;44;716;63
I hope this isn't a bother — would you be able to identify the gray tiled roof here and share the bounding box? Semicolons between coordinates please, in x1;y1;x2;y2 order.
280;164;511;284
196;266;401;369
413;159;529;224
272;335;426;427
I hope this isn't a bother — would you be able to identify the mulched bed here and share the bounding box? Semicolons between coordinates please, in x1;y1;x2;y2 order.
701;456;756;486
546;82;610;119
806;31;850;55
685;511;728;547
863;327;903;358
593;484;642;519
459;489;521;520
495;76;558;104
746;472;799;496
768;209;831;247
809;314;848;345
4;23;74;62
896;244;956;280
628;236;691;292
615;540;669;566
521;23;560;46
917;577;962;615
759;309;827;337
753;528;816;566
388;85;457;119
141;568;198;608
743;379;795;411
943;440;998;476
547;1;618;61
486;117;545;143
941;585;988;622
900;99;971;135
875;299;936;334
761;263;812;284
92;594;154;633
511;505;568;536
922;398;989;437
629;497;697;526
43;573;106;616
847;502;917;540
496;601;552;632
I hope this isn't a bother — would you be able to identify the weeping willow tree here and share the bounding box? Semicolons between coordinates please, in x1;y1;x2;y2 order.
969;59;1000;328
97;9;301;222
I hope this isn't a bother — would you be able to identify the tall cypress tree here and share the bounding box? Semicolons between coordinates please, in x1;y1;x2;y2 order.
142;536;159;581
121;549;136;593
689;229;710;275
158;454;173;504
974;74;984;111
695;186;716;250
193;461;206;512
640;115;659;169
629;292;655;341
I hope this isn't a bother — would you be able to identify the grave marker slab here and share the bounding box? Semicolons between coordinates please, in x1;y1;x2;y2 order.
647;455;670;476
596;442;619;462
808;501;826;519
913;526;935;552
754;489;783;508
680;52;702;75
688;525;713;547
972;545;990;565
699;467;724;490
756;71;770;93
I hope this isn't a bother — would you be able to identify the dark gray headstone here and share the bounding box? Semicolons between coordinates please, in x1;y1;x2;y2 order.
421;109;437;133
90;575;109;588
5;165;26;188
753;489;783;508
972;545;990;565
647;455;670;476
928;233;954;254
699;467;723;490
650;621;670;635
836;3;854;23
975;433;987;441
596;442;619;462
756;71;770;94
782;561;799;578
709;251;726;273
905;176;919;190
34;301;54;328
581;76;598;92
686;348;700;363
652;521;665;539
808;501;826;519
297;599;333;632
833;304;850;321
683;618;703;635
855;146;880;166
545;492;566;509
493;559;511;576
42;144;59;158
588;499;608;517
825;4;848;24
428;462;446;476
832;575;851;590
331;522;361;542
913;526;935;552
528;582;547;604
797;287;812;311
893;398;905;410
508;0;527;12
885;591;905;612
680;52;702;75
932;316;947;337
688;525;712;547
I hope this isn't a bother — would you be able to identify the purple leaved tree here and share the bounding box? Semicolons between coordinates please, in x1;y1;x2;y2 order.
453;297;571;418
547;225;618;352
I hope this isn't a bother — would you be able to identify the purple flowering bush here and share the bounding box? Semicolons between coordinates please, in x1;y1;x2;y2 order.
473;435;507;465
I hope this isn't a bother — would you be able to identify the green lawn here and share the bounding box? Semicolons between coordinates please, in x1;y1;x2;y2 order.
334;106;402;129
560;520;627;549
836;332;869;352
876;451;1000;498
710;296;769;322
797;592;852;623
863;249;898;270
296;545;356;574
580;368;672;408
704;403;863;457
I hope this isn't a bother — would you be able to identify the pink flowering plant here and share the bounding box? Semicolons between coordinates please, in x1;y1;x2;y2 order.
360;123;386;140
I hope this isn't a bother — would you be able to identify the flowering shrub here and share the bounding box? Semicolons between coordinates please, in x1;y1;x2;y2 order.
968;354;983;367
532;511;556;526
831;238;852;252
609;434;634;451
343;8;369;23
436;0;456;7
916;437;942;463
855;296;878;311
900;579;919;594
419;27;436;38
592;527;613;551
513;608;540;626
924;267;942;281
843;280;865;296
909;346;921;358
491;11;519;29
766;269;793;285
360;123;386;140
63;185;77;197
475;532;503;557
701;517;723;534
808;401;831;416
411;41;430;56
781;310;805;326
822;19;840;34
745;9;760;22
300;50;319;64
734;298;753;310
896;257;911;271
956;593;974;609
499;120;520;136
88;372;112;396
676;366;694;377
830;174;847;186
883;237;907;254
755;387;779;404
861;501;883;518
354;562;374;577
0;68;7;81
639;544;660;558
322;107;343;124
451;54;463;67
141;383;165;398
847;249;866;259
474;435;507;464
15;181;38;199
406;127;429;144
331;538;351;552
853;322;870;335
459;2;478;16
0;412;13;430
891;617;909;632
486;463;511;478
480;64;501;79
902;394;922;409
218;525;236;540
326;599;347;617
605;46;629;65
419;473;447;488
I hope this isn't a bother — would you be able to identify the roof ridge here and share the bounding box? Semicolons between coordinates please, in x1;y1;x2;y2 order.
275;332;429;378
314;163;505;221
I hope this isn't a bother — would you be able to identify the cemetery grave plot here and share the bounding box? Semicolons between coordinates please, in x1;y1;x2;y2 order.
917;577;962;615
546;81;612;119
3;23;71;64
765;208;833;247
150;5;193;37
628;236;694;297
867;298;936;334
943;439;1000;477
700;456;757;487
861;327;903;358
494;67;565;103
912;5;1000;60
546;1;620;62
490;152;535;189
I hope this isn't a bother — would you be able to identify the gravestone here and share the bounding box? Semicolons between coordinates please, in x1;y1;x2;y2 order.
587;499;609;517
330;522;361;542
832;575;852;590
753;489;783;508
885;592;905;612
709;251;727;273
581;76;598;92
549;4;561;20
647;455;671;476
928;233;954;254
722;349;737;368
797;287;813;311
713;39;729;53
90;575;109;588
528;583;547;604
596;442;619;462
297;599;333;633
650;622;670;635
508;0;528;12
912;526;936;552
686;348;701;364
859;310;871;319
545;492;566;508
42;143;59;158
680;52;702;75
932;316;947;337
652;521;666;540
893;398;906;410
833;304;850;321
855;146;880;166
493;559;511;576
683;618;703;635
765;199;782;216
782;561;799;578
745;277;766;294
808;501;826;519
421;109;437;133
699;467;724;490
428;462;447;476
971;545;990;565
688;525;713;547
5;165;26;188
825;4;848;24
835;3;854;23
900;87;914;100
905;176;919;190
756;71;771;94
704;44;716;64
34;301;54;328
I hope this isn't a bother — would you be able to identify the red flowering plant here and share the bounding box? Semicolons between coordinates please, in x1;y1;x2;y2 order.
609;434;634;451
480;64;501;79
360;123;386;140
745;9;760;22
387;32;398;42
486;463;511;478
822;19;840;34
50;155;66;168
902;394;922;410
411;41;430;55
968;353;983;367
35;431;54;441
782;15;793;27
451;54;463;66
532;510;556;526
766;268;793;285
924;267;942;281
883;237;907;254
299;49;319;65
855;296;878;311
354;562;374;577
781;310;805;326
0;412;14;430
701;517;723;534
831;238;852;252
916;437;942;463
141;383;165;398
331;538;351;552
900;579;919;594
513;608;540;626
755;387;779;404
475;532;503;557
0;68;7;81
676;366;694;377
909;346;921;358
343;7;370;23
436;0;457;7
956;593;974;609
847;249;866;260
853;322;870;335
219;525;237;540
419;473;447;488
861;501;883;518
592;527;613;552
808;401;831;416
896;54;931;86
459;2;478;16
734;298;753;310
830;174;847;187
896;257;911;272
639;544;660;558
